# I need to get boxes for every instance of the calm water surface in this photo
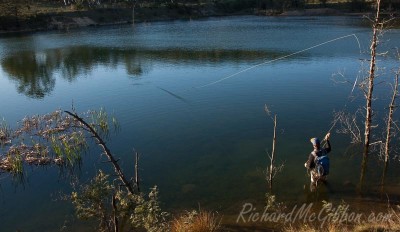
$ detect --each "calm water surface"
[0,16,399,231]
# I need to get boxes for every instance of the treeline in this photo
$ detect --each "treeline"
[2,0,398,18]
[7,0,398,12]
[1,0,398,33]
[212,0,398,13]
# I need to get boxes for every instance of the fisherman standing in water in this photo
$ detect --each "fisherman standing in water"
[304,133,331,185]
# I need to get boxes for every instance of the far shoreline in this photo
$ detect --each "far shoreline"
[0,6,388,37]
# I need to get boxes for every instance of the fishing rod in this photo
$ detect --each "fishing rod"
[306,78,361,180]
[321,71,361,147]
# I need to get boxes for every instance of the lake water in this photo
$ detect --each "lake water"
[0,16,400,231]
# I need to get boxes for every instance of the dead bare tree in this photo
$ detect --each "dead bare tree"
[264,105,283,192]
[381,67,400,188]
[330,0,388,190]
[359,0,382,188]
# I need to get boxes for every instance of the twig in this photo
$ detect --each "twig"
[134,150,140,192]
[112,194,119,232]
[268,114,277,191]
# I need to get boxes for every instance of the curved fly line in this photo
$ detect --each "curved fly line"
[195,33,361,89]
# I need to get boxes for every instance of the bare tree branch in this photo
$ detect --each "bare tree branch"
[65,111,134,195]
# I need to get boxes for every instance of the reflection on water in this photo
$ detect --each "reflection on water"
[2,51,56,98]
[1,46,284,98]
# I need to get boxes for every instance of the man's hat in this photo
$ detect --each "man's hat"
[310,138,320,146]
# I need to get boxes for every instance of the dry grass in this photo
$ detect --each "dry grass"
[284,210,400,232]
[171,210,221,232]
[353,223,400,232]
[285,223,400,232]
[282,198,400,232]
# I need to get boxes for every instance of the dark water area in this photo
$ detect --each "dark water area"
[0,16,400,231]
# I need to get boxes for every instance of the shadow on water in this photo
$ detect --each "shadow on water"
[1,46,288,98]
[157,86,190,104]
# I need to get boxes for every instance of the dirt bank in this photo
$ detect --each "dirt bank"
[0,2,253,35]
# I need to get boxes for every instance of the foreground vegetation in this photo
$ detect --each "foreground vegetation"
[1,108,400,231]
[0,108,223,231]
